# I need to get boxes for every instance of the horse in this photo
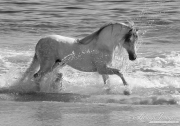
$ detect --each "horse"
[22,22,138,95]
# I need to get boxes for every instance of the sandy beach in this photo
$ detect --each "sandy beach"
[0,101,180,126]
[0,92,180,126]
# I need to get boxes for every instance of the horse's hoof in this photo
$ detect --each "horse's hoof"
[103,86,110,90]
[123,90,131,95]
[105,88,111,94]
[103,86,111,94]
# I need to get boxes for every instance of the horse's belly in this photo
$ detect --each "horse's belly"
[67,56,97,72]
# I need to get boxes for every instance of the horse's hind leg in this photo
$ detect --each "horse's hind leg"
[33,59,55,91]
[51,72,63,91]
[51,60,66,90]
[21,54,39,82]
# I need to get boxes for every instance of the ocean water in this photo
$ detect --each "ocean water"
[1,0,180,102]
[1,0,180,125]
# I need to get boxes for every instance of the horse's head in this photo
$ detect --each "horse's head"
[122,28,138,61]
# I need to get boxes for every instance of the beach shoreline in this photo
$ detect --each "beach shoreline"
[0,101,180,126]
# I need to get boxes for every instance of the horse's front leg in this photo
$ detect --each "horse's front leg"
[102,74,111,91]
[51,61,66,91]
[98,66,130,95]
[102,74,109,85]
[99,66,128,85]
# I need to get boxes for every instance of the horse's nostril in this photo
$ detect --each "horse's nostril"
[130,57,135,60]
[129,54,137,61]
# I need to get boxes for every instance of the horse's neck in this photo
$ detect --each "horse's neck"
[100,25,126,51]
[96,31,119,51]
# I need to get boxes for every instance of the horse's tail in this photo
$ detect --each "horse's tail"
[21,53,39,82]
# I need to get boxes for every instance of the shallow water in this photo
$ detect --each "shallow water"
[0,102,180,126]
[0,0,180,125]
[1,101,180,126]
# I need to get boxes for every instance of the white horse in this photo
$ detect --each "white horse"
[22,22,138,95]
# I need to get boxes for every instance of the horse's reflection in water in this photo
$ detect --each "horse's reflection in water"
[22,22,138,95]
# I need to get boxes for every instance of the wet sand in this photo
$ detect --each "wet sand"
[0,101,180,126]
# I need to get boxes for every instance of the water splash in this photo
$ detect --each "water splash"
[0,50,180,104]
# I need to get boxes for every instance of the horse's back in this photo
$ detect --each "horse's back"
[35,35,75,61]
[43,35,76,44]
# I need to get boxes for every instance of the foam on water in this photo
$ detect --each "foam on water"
[0,0,179,106]
[0,47,180,105]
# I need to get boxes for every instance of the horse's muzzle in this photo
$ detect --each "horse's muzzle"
[128,52,137,61]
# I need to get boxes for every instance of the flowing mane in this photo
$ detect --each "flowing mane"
[78,22,134,45]
[78,22,116,44]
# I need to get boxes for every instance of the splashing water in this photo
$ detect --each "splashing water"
[0,24,180,105]
[0,0,180,104]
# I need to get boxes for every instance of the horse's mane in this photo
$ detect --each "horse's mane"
[77,22,135,45]
[78,22,117,44]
